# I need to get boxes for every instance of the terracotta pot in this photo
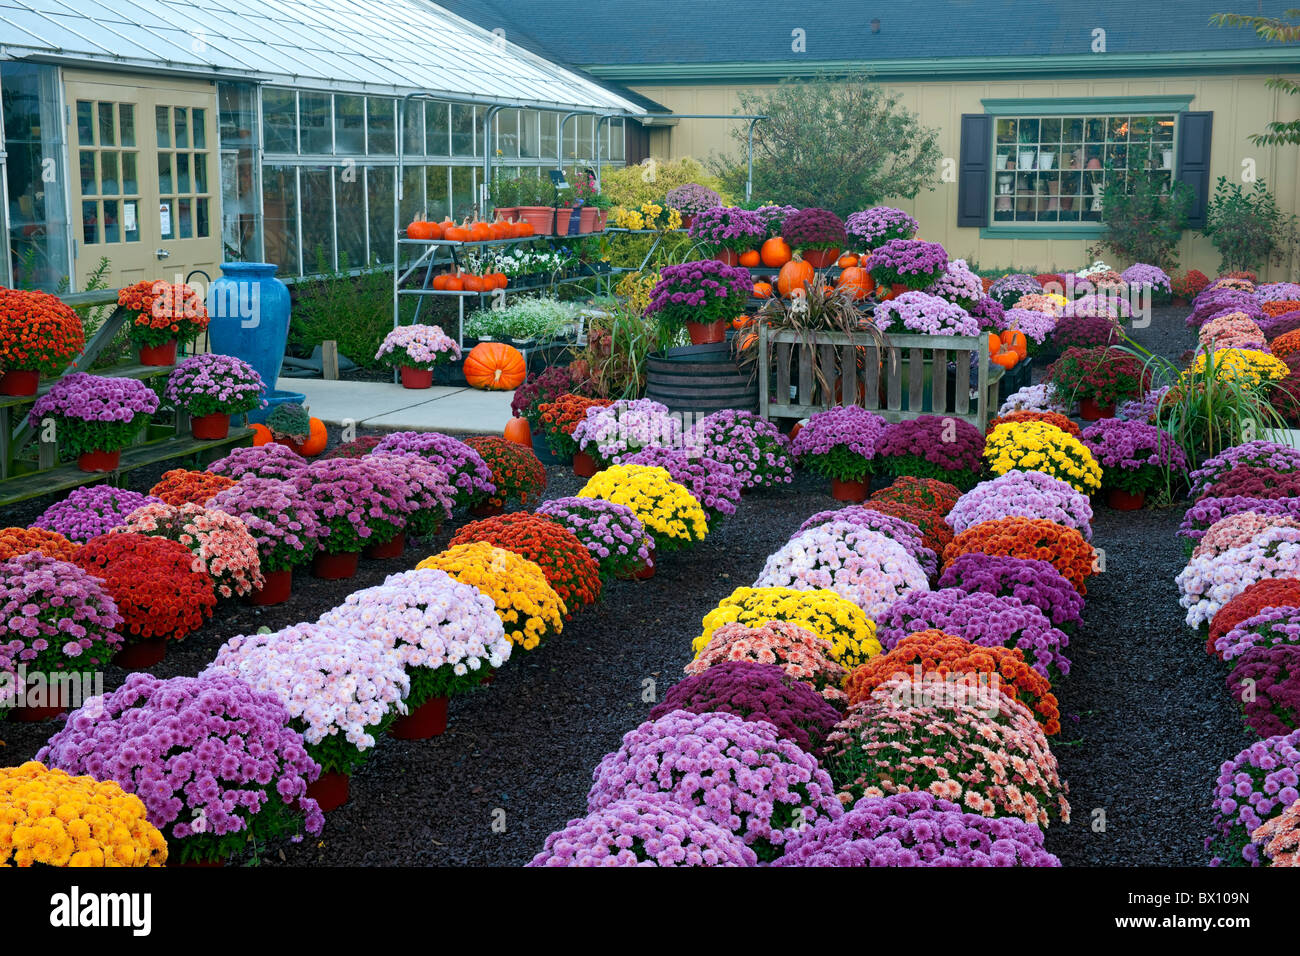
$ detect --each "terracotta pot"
[138,340,178,366]
[0,369,39,396]
[11,703,67,723]
[802,248,840,269]
[679,214,694,229]
[714,247,741,266]
[306,771,350,812]
[246,568,292,606]
[578,206,599,233]
[469,501,505,518]
[1107,487,1146,511]
[573,450,599,478]
[363,532,406,559]
[831,477,870,502]
[312,549,360,579]
[1079,398,1116,421]
[685,320,726,345]
[190,412,231,440]
[635,555,656,580]
[389,695,450,740]
[400,366,434,389]
[552,208,574,235]
[514,206,557,234]
[112,637,167,671]
[78,449,121,472]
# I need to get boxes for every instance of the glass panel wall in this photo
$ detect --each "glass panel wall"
[218,82,262,262]
[2,62,70,291]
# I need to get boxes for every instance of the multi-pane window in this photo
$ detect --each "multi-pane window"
[991,113,1177,224]
[255,87,626,275]
[155,105,212,240]
[78,99,141,244]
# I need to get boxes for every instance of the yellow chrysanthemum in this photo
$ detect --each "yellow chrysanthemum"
[578,464,709,552]
[0,762,166,867]
[693,586,881,668]
[1181,348,1289,388]
[417,542,564,651]
[984,420,1103,494]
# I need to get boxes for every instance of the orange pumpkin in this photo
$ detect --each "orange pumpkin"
[432,273,450,291]
[738,249,761,267]
[753,281,773,299]
[1000,329,1028,360]
[468,220,493,243]
[777,257,815,298]
[504,416,532,446]
[461,274,485,293]
[300,418,328,457]
[987,333,1002,357]
[490,219,512,240]
[835,266,875,300]
[837,254,859,269]
[444,274,464,292]
[732,314,753,330]
[991,350,1020,370]
[514,219,535,237]
[444,221,470,243]
[406,220,436,241]
[761,236,793,268]
[250,423,272,446]
[464,343,527,391]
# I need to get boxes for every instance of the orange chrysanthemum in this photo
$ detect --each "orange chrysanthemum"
[944,517,1097,594]
[986,410,1081,437]
[149,469,237,507]
[449,512,601,614]
[844,629,1061,734]
[861,499,953,555]
[0,527,82,563]
[868,477,962,517]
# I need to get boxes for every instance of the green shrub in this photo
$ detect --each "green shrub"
[288,249,394,367]
[1202,176,1300,274]
[1088,166,1192,272]
[600,157,733,209]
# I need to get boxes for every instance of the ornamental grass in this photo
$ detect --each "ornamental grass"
[0,761,167,867]
[417,542,564,651]
[844,629,1060,734]
[944,516,1097,594]
[450,513,601,614]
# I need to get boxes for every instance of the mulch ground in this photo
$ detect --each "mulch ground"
[0,303,1250,866]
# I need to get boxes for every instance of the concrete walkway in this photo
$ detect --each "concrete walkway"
[280,378,514,434]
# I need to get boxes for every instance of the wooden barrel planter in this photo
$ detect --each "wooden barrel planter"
[645,342,757,417]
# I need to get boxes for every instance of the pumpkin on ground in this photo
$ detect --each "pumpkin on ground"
[300,418,329,456]
[504,417,532,446]
[250,423,272,446]
[465,342,527,391]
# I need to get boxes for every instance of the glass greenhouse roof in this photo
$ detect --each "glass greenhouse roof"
[0,0,642,112]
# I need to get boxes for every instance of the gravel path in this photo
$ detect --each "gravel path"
[1,302,1253,866]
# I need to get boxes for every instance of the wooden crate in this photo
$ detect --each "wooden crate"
[758,326,1003,430]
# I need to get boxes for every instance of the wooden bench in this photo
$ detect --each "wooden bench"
[758,327,1003,430]
[1,289,254,508]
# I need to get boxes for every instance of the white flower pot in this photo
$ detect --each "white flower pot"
[1038,152,1056,171]
[995,154,1009,170]
[1162,149,1174,170]
[1018,150,1037,170]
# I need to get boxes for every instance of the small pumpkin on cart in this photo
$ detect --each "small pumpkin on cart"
[988,330,1028,370]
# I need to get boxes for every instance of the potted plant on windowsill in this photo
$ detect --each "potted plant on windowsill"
[374,323,461,389]
[0,288,85,396]
[117,280,209,366]
[645,259,752,347]
[28,373,159,471]
[164,353,266,439]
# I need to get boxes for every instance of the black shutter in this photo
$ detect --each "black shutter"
[957,114,992,228]
[1175,111,1213,229]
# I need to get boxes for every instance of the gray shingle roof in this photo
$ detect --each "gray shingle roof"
[434,0,1292,68]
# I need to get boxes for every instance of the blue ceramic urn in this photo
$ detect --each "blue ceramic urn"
[207,262,304,423]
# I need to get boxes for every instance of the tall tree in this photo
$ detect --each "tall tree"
[1212,9,1300,146]
[719,74,941,216]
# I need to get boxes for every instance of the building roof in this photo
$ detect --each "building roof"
[435,0,1298,80]
[0,0,644,112]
